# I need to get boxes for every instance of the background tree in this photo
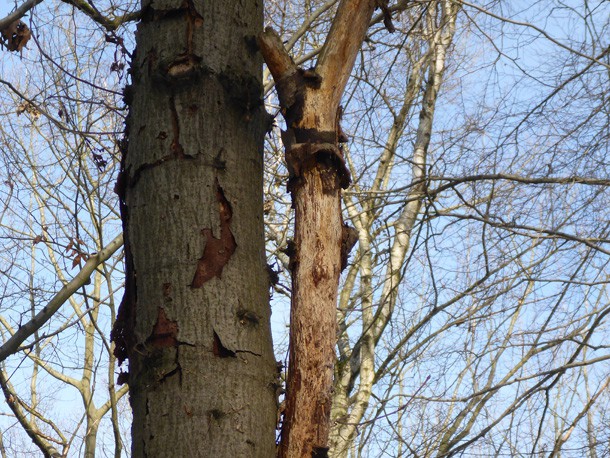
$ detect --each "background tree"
[0,2,130,455]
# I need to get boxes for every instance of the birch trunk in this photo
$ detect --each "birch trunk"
[329,2,460,455]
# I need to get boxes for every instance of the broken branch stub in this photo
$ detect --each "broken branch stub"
[285,142,351,193]
[259,28,351,194]
[257,27,296,83]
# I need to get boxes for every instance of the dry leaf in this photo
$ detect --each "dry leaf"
[1,20,32,53]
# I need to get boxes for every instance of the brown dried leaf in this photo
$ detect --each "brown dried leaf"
[1,20,32,53]
[72,254,83,268]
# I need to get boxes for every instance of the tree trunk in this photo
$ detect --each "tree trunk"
[258,1,378,455]
[111,1,277,456]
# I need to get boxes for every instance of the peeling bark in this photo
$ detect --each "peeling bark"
[147,307,178,348]
[112,1,277,456]
[259,1,376,455]
[111,135,137,369]
[191,179,236,288]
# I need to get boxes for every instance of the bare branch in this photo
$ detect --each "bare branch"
[460,0,610,70]
[258,27,298,83]
[0,0,43,30]
[315,0,377,110]
[60,0,140,30]
[0,234,123,362]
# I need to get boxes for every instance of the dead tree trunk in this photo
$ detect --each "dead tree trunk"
[258,1,380,455]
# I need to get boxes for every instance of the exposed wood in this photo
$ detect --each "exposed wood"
[279,167,343,457]
[313,0,377,127]
[260,1,377,455]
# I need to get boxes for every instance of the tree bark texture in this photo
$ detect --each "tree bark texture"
[259,1,377,455]
[111,1,277,457]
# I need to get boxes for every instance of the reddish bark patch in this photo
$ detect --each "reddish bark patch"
[191,180,236,287]
[147,307,178,348]
[162,282,172,300]
[212,331,236,358]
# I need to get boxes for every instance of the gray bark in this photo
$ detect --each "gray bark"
[112,1,277,456]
